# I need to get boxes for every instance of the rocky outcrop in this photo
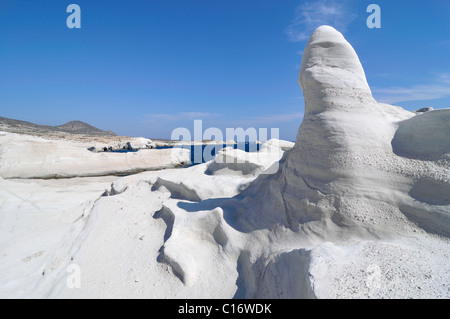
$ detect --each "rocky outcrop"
[88,137,156,153]
[0,132,189,179]
[205,139,292,176]
[234,26,449,238]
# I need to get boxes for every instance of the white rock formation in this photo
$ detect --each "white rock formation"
[0,132,189,179]
[261,139,295,151]
[148,25,448,298]
[233,25,446,234]
[0,176,117,298]
[206,139,291,177]
[129,137,156,150]
[392,109,450,160]
[88,137,156,152]
[0,26,448,299]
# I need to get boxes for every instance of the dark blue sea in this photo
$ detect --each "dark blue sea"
[157,142,261,165]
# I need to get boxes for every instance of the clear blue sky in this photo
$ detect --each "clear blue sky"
[1,0,449,140]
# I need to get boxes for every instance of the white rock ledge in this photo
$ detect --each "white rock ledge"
[0,132,190,179]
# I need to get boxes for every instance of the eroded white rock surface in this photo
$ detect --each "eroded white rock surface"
[0,132,189,179]
[0,26,448,299]
[206,139,291,177]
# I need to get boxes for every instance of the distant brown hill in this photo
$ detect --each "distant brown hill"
[56,120,116,135]
[0,116,116,136]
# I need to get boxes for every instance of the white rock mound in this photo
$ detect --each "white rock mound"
[392,109,450,160]
[206,139,292,177]
[0,132,189,179]
[88,137,156,152]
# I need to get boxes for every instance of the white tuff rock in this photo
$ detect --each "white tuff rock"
[1,26,448,299]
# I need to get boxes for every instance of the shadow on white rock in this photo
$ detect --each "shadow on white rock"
[392,109,450,161]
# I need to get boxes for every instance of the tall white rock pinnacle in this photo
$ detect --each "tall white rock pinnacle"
[299,25,374,116]
[235,26,438,239]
